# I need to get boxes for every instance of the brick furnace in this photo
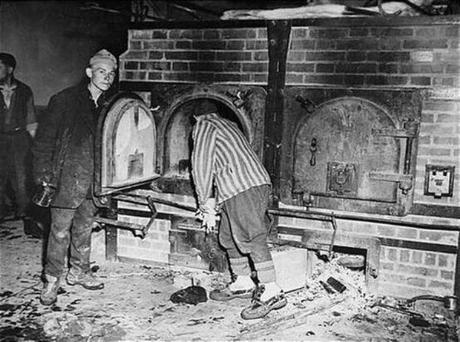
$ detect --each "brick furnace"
[92,16,460,299]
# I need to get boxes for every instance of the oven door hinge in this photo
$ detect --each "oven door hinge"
[372,120,419,138]
[371,128,417,138]
[369,172,414,194]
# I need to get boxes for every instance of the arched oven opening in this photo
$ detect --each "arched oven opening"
[152,96,251,196]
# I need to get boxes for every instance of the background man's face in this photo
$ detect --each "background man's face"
[88,63,116,92]
[0,62,13,81]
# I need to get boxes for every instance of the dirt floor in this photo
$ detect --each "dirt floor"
[1,220,459,342]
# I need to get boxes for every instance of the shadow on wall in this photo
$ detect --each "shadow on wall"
[0,0,129,106]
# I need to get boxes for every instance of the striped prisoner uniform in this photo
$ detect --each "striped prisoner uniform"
[191,113,271,206]
[191,112,276,284]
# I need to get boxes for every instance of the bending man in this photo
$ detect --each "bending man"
[191,100,286,320]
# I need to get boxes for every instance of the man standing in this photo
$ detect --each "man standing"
[33,49,117,305]
[0,53,36,223]
[191,100,287,320]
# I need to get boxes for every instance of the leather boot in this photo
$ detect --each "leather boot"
[40,274,59,306]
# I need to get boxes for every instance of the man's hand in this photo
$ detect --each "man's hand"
[34,170,54,187]
[196,198,218,233]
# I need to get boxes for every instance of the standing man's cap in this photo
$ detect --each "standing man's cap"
[89,49,117,69]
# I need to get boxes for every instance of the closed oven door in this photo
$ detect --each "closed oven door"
[95,92,159,197]
[281,87,421,216]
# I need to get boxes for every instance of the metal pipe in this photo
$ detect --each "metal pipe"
[269,207,460,231]
[308,191,395,204]
[114,193,197,212]
[95,217,144,231]
[114,193,458,231]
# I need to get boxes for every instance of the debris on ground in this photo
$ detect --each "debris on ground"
[239,253,458,341]
[0,221,458,341]
[170,285,208,305]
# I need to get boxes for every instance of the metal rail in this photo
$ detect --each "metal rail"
[269,208,460,231]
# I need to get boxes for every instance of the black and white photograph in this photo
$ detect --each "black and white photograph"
[0,0,459,340]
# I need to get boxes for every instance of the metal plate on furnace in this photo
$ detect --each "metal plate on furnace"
[327,162,358,196]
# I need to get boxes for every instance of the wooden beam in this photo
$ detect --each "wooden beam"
[127,16,460,30]
[264,20,291,198]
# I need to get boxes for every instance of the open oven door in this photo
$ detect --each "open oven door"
[94,92,159,199]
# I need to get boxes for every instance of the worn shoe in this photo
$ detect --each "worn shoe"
[240,285,287,320]
[66,269,104,290]
[209,276,255,301]
[210,286,254,301]
[40,274,59,306]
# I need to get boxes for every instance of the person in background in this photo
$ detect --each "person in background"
[0,53,37,229]
[32,49,117,306]
[190,100,287,320]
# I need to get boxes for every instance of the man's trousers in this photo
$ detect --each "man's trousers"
[218,184,275,283]
[45,199,95,277]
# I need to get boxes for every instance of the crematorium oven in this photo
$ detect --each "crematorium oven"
[92,18,460,299]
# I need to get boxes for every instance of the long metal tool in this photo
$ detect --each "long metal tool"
[95,192,197,238]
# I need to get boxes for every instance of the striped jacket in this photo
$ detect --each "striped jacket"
[191,113,271,206]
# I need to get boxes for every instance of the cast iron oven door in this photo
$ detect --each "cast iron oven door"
[94,92,159,197]
[281,88,421,216]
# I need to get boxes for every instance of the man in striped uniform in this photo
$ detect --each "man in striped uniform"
[191,100,287,320]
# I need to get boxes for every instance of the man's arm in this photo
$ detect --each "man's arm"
[32,94,64,185]
[25,88,37,137]
[191,119,217,207]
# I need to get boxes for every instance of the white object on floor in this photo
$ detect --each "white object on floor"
[271,247,309,293]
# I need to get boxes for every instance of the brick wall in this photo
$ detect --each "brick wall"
[120,20,460,208]
[277,212,458,297]
[115,191,195,265]
[120,24,459,89]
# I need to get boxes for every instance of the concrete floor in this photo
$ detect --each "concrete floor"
[0,220,458,341]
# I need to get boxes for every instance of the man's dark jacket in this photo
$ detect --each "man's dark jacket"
[0,80,35,215]
[0,80,34,133]
[32,82,101,209]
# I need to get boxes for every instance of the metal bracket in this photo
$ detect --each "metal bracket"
[371,128,417,138]
[369,172,414,194]
[369,172,413,183]
[372,120,419,138]
[142,196,158,238]
[94,195,159,239]
[295,95,316,114]
[225,89,251,108]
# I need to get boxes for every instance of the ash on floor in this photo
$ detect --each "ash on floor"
[0,221,458,341]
